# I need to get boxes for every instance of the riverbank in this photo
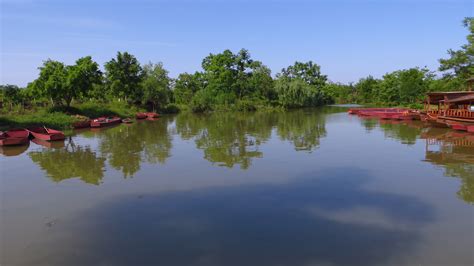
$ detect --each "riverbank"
[0,102,146,131]
[0,100,422,131]
[0,100,291,131]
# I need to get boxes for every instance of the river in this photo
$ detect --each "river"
[1,106,473,265]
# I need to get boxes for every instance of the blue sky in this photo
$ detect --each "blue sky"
[1,0,472,86]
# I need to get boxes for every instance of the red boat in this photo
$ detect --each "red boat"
[0,129,29,146]
[136,113,147,119]
[349,108,407,115]
[27,127,65,141]
[146,112,159,118]
[451,123,468,131]
[467,125,474,133]
[90,117,122,128]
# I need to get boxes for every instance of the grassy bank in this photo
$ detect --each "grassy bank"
[0,101,146,131]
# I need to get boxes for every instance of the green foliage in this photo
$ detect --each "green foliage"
[2,18,473,121]
[173,72,205,105]
[275,61,328,108]
[199,49,274,103]
[141,62,172,111]
[0,110,75,130]
[67,56,102,102]
[355,76,379,103]
[322,83,355,104]
[29,57,101,107]
[31,60,68,106]
[439,17,474,81]
[0,85,25,109]
[105,51,144,101]
[190,89,215,112]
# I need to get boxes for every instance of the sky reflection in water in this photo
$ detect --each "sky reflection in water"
[1,107,473,266]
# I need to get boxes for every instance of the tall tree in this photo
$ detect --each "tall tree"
[66,56,102,104]
[31,59,68,106]
[439,17,474,81]
[173,72,205,104]
[104,52,144,101]
[141,62,172,111]
[275,61,328,107]
[0,85,23,110]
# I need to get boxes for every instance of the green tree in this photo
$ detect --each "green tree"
[439,17,474,81]
[31,59,68,106]
[355,76,379,103]
[173,72,206,104]
[0,85,23,109]
[30,57,101,107]
[275,61,328,107]
[66,56,102,103]
[142,62,172,111]
[105,52,144,102]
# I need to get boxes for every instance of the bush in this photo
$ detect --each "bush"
[190,89,214,112]
[161,103,180,114]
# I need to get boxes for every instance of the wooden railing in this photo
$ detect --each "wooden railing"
[442,109,474,119]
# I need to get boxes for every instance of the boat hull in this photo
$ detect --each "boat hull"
[0,136,29,146]
[27,127,66,141]
[136,113,147,119]
[90,117,122,128]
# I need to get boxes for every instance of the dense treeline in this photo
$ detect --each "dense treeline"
[1,17,472,114]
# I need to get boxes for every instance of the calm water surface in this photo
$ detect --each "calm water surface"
[1,106,473,266]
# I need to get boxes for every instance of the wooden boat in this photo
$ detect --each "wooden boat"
[122,118,133,124]
[136,113,147,119]
[90,116,122,128]
[349,108,407,115]
[146,112,159,118]
[27,127,65,141]
[0,129,29,146]
[451,123,467,131]
[467,125,474,133]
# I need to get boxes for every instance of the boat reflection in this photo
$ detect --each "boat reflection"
[0,141,30,156]
[31,138,65,149]
[420,128,474,203]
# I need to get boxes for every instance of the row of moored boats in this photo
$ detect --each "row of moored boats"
[0,112,160,147]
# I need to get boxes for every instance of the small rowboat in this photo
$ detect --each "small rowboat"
[136,113,147,119]
[0,129,29,146]
[90,117,122,128]
[146,112,159,118]
[27,127,65,141]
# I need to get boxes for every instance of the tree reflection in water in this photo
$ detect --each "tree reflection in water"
[176,109,327,169]
[98,117,174,177]
[420,128,474,204]
[365,117,474,204]
[29,138,106,185]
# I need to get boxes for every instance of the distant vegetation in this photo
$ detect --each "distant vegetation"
[1,17,472,123]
